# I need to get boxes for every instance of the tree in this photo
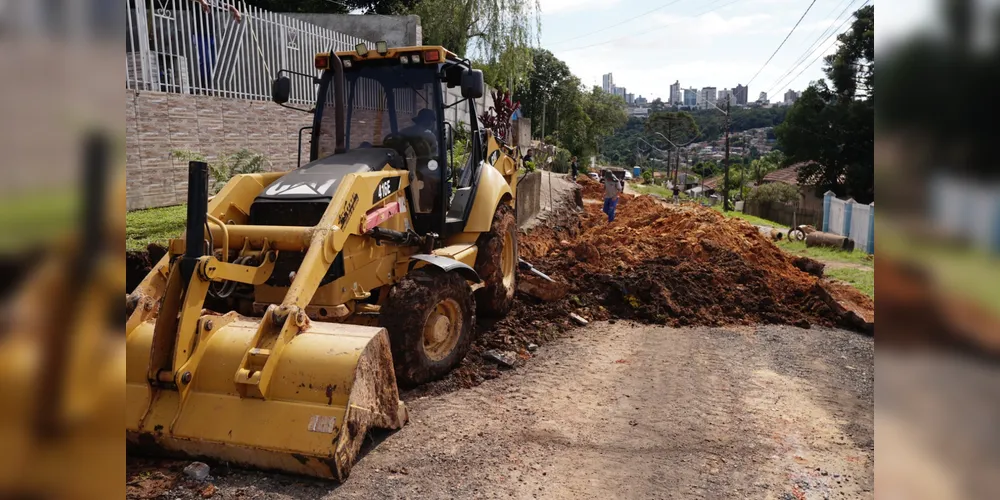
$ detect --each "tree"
[649,98,666,112]
[413,0,540,88]
[747,182,800,205]
[645,111,699,145]
[515,49,573,138]
[749,150,784,184]
[582,87,628,156]
[775,6,874,203]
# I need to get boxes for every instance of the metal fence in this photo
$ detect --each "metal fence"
[125,0,371,104]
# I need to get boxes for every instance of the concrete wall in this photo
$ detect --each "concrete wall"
[442,85,495,133]
[516,171,542,227]
[285,14,421,47]
[126,89,311,210]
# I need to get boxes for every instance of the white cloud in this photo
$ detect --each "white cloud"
[648,12,774,37]
[539,0,623,15]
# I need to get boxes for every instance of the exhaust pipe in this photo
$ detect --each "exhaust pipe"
[332,53,346,154]
[181,161,209,283]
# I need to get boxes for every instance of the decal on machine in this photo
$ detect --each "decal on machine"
[372,176,401,204]
[264,179,337,197]
[338,193,359,228]
[307,415,337,434]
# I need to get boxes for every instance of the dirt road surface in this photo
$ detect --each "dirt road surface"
[159,322,872,500]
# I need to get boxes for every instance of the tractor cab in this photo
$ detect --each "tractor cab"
[271,43,487,237]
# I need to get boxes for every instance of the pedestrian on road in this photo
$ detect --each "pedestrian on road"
[672,184,681,204]
[602,171,622,223]
[570,156,579,181]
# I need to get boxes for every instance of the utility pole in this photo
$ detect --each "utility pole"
[722,95,732,212]
[541,100,547,140]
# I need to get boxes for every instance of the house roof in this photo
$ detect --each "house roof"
[762,161,820,186]
[702,175,724,189]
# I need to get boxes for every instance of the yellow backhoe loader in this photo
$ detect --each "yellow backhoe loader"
[126,44,522,480]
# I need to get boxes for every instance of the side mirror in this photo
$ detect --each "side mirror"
[271,76,291,104]
[461,69,485,99]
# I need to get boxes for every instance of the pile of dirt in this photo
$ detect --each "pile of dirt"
[416,190,878,395]
[576,174,607,200]
[516,194,874,331]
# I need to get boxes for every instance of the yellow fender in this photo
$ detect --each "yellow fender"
[464,163,514,233]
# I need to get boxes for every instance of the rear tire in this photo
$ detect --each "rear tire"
[380,268,475,387]
[475,203,518,317]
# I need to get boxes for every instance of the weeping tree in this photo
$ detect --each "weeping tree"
[413,0,540,89]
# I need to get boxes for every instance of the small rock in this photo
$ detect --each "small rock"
[200,484,217,498]
[183,462,211,481]
[527,343,538,352]
[569,313,589,326]
[483,349,517,368]
[821,470,828,476]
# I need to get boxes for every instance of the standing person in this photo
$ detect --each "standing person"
[602,171,622,223]
[672,183,681,204]
[570,156,579,181]
[522,148,533,167]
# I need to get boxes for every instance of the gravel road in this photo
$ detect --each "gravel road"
[148,322,873,500]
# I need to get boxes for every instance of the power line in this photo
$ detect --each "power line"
[558,0,742,53]
[745,0,818,87]
[764,0,871,97]
[548,0,688,47]
[761,0,861,94]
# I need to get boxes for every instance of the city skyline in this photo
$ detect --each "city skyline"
[539,0,864,102]
[598,73,800,108]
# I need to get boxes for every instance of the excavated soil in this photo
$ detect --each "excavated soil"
[407,176,875,396]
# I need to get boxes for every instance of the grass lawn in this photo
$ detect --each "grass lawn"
[826,267,874,298]
[775,239,875,267]
[710,205,790,230]
[632,184,673,199]
[0,190,78,253]
[126,205,187,252]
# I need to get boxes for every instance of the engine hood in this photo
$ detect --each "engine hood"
[255,148,403,203]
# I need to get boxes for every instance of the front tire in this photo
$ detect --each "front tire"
[475,204,518,317]
[380,268,476,387]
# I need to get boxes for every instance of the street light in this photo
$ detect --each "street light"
[649,131,703,188]
[701,96,733,211]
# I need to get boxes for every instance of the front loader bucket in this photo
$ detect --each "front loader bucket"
[126,317,407,480]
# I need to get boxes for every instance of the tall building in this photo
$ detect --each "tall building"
[718,88,732,105]
[602,73,614,93]
[701,86,717,106]
[734,84,748,105]
[626,92,635,105]
[669,80,682,105]
[683,88,697,107]
[783,89,800,105]
[757,91,768,104]
[614,87,627,101]
[635,95,648,106]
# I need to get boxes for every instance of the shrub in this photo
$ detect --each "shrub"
[550,148,572,173]
[641,170,653,184]
[747,182,800,205]
[172,149,269,194]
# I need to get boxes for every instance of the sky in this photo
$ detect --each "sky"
[536,0,899,102]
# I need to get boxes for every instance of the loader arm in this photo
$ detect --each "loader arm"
[127,163,409,479]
